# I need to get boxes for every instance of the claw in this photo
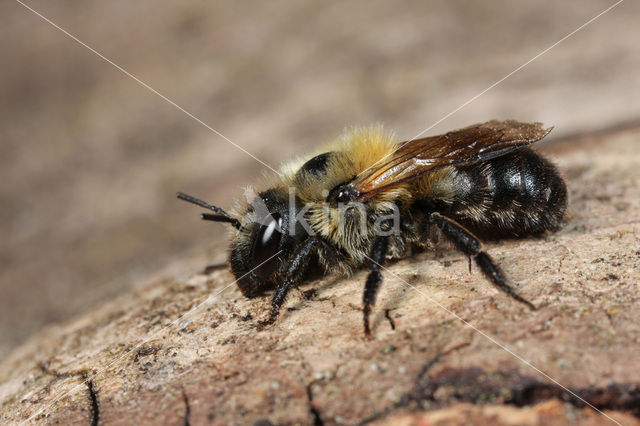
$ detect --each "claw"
[363,309,373,338]
[257,310,278,331]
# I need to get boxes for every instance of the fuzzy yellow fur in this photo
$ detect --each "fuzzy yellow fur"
[281,125,399,202]
[281,126,412,258]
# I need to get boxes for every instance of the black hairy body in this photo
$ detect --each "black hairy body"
[178,120,567,335]
[431,148,566,237]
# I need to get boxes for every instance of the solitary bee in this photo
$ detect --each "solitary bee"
[178,120,567,335]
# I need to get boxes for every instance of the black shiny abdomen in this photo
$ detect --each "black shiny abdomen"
[444,148,567,237]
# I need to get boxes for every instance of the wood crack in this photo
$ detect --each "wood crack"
[359,359,640,424]
[86,379,100,426]
[182,388,191,426]
[306,382,325,426]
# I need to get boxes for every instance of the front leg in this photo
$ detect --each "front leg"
[428,212,535,310]
[363,236,390,336]
[258,237,321,328]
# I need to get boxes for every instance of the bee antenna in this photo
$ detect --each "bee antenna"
[200,213,241,229]
[177,192,241,230]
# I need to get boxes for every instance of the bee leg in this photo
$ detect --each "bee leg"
[428,212,536,310]
[258,280,293,329]
[258,237,320,329]
[363,236,390,336]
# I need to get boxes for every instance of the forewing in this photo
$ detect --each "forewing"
[351,120,551,201]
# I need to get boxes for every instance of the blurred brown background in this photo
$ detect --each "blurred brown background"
[1,0,639,360]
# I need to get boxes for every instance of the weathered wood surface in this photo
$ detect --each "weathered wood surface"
[1,125,639,425]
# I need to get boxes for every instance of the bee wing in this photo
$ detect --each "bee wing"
[351,120,552,201]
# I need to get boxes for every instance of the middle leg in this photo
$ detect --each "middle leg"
[363,236,390,336]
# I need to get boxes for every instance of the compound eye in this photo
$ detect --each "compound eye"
[252,213,283,279]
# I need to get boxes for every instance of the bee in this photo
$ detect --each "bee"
[178,120,567,335]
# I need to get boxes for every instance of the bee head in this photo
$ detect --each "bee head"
[228,188,309,297]
[178,189,308,297]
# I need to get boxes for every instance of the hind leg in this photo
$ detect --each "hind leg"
[427,212,535,310]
